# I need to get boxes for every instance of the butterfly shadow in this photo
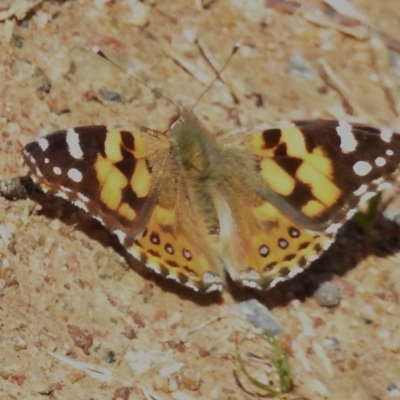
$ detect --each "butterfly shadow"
[22,177,222,306]
[21,176,400,309]
[229,216,400,310]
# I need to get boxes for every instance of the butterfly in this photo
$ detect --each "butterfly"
[22,106,400,292]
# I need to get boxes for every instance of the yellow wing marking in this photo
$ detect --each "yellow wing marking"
[95,154,127,213]
[296,162,341,207]
[131,159,151,197]
[129,205,219,290]
[251,124,341,218]
[259,158,295,196]
[94,130,153,221]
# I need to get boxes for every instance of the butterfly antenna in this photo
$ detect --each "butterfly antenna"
[92,46,179,113]
[191,42,241,110]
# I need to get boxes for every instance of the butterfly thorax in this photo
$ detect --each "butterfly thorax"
[170,109,216,179]
[169,108,220,236]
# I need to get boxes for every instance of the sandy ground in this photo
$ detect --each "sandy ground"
[1,0,400,399]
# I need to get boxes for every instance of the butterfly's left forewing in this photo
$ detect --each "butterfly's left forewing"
[22,126,170,235]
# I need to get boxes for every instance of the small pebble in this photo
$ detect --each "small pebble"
[121,326,137,340]
[322,337,341,351]
[126,1,150,27]
[13,336,27,351]
[314,282,341,307]
[359,304,377,324]
[99,87,122,103]
[288,54,317,81]
[94,346,116,363]
[181,369,202,391]
[310,379,329,397]
[67,324,93,355]
[387,383,400,397]
[235,299,283,335]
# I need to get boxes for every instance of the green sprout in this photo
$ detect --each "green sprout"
[354,192,382,231]
[236,330,293,396]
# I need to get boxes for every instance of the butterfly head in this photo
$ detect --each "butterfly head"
[169,106,216,177]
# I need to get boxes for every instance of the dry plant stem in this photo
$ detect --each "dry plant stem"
[369,37,400,118]
[318,58,373,121]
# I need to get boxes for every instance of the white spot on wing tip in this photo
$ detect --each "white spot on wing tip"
[66,128,84,159]
[53,166,62,175]
[37,137,49,151]
[375,156,386,167]
[67,168,83,182]
[336,120,357,152]
[353,161,372,176]
[380,127,393,143]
